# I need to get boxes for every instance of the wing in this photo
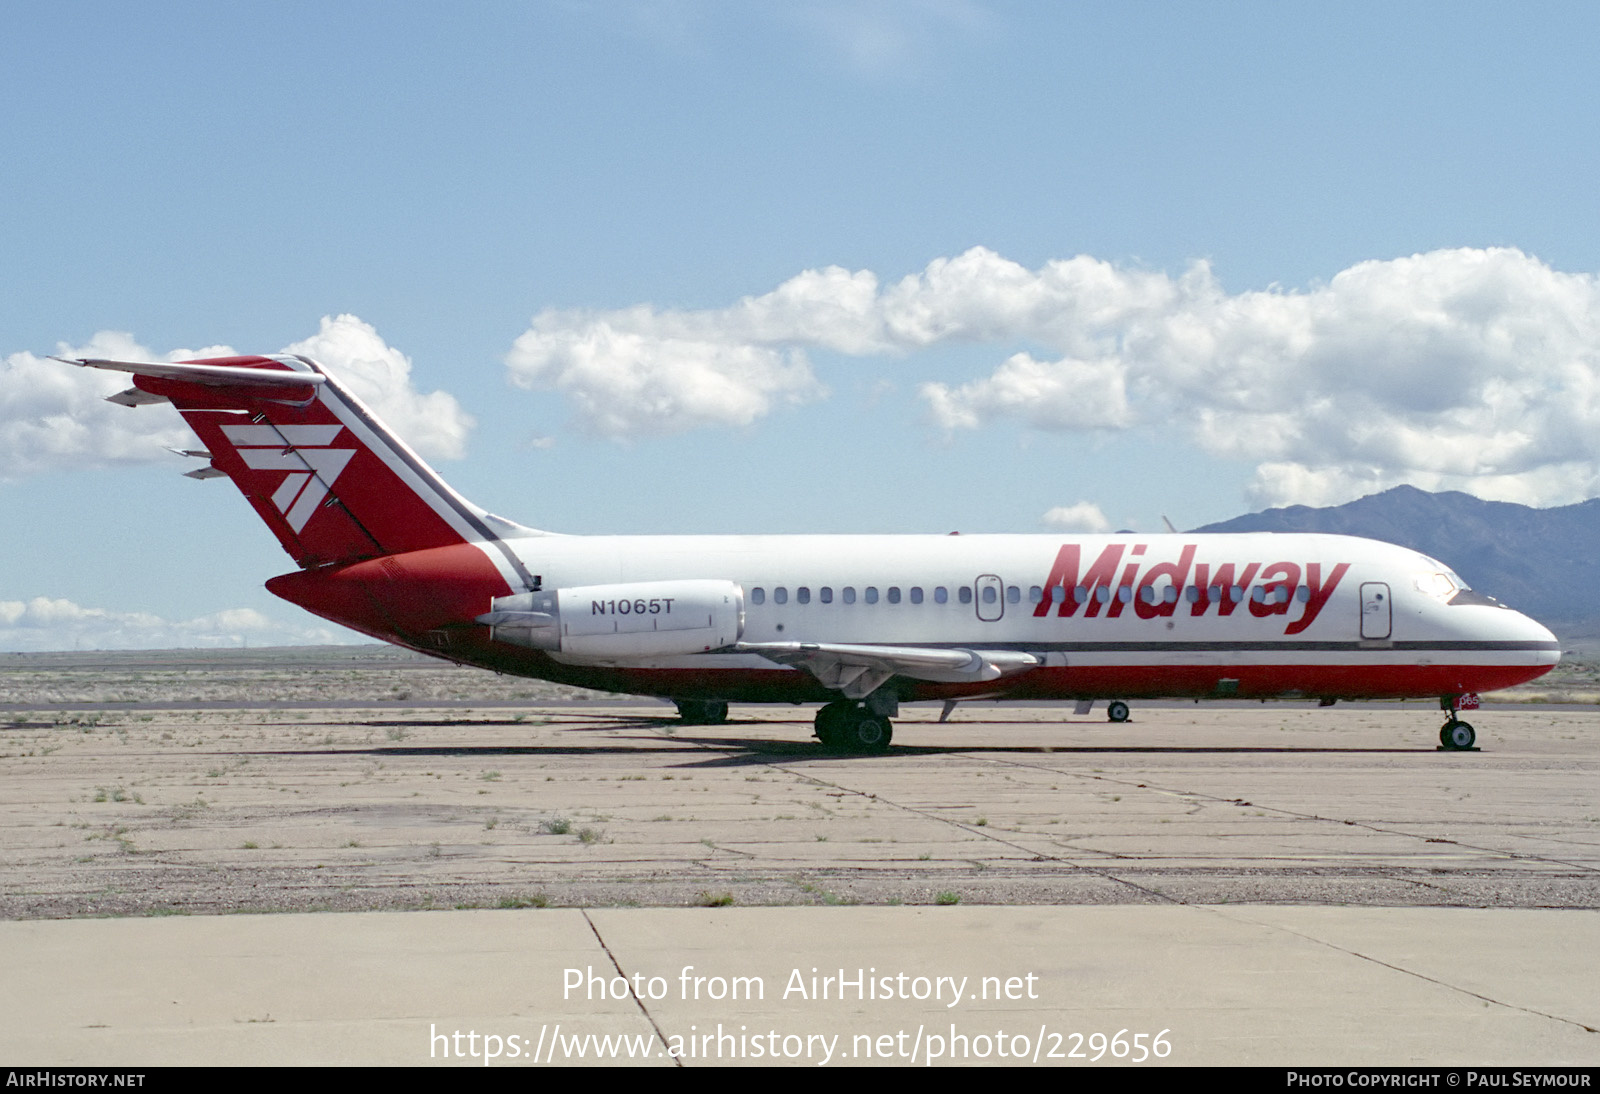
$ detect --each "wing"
[739,641,1038,699]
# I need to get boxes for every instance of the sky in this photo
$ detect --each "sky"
[4,1,1600,650]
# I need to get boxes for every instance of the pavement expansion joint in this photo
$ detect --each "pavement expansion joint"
[1209,906,1600,1036]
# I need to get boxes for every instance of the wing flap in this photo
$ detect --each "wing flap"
[740,641,1038,699]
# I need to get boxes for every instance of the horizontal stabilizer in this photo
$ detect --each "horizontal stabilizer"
[55,356,325,389]
[740,640,1038,698]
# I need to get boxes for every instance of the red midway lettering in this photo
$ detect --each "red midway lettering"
[1135,544,1195,619]
[1249,562,1301,618]
[1285,562,1349,635]
[1201,561,1260,617]
[1038,544,1351,635]
[1034,543,1125,618]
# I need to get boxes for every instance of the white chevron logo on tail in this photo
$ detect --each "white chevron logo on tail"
[221,424,356,533]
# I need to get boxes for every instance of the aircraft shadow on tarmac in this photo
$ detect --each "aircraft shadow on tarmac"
[246,713,1425,768]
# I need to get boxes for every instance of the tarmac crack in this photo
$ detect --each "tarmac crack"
[654,735,1186,906]
[971,753,1600,875]
[582,909,683,1066]
[1203,906,1600,1036]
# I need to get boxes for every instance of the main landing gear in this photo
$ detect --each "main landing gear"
[1438,696,1476,751]
[814,700,893,753]
[674,699,729,725]
[1106,700,1131,723]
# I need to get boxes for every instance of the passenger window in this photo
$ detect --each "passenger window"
[1295,586,1310,603]
[934,586,948,604]
[865,587,879,604]
[843,587,857,604]
[959,586,973,605]
[751,587,765,605]
[910,587,924,604]
[1185,586,1200,603]
[1029,586,1043,603]
[981,586,997,604]
[797,587,810,604]
[820,586,833,604]
[1006,585,1020,603]
[774,587,788,605]
[887,587,901,604]
[1139,586,1156,605]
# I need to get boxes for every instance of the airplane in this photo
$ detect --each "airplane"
[56,353,1560,753]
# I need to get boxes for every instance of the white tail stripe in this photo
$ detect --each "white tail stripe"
[222,424,343,447]
[237,445,357,534]
[271,472,311,515]
[309,381,539,592]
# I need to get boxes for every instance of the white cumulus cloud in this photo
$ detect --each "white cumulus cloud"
[0,316,470,479]
[0,332,195,480]
[507,314,824,437]
[921,247,1600,507]
[282,315,472,460]
[0,596,357,652]
[1041,502,1111,533]
[511,246,1600,507]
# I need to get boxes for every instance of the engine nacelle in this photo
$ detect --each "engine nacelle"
[477,579,744,657]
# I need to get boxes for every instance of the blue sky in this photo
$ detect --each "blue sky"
[5,1,1600,649]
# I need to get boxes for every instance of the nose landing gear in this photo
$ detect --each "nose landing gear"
[1438,695,1478,751]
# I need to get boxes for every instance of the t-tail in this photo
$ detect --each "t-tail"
[62,354,539,649]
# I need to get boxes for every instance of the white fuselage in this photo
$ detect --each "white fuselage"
[488,530,1557,701]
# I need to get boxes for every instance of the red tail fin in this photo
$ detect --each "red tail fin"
[65,354,536,588]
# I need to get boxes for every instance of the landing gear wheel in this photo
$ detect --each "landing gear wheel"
[1440,719,1476,750]
[843,711,892,753]
[1106,700,1131,723]
[814,702,892,752]
[675,699,729,725]
[814,703,847,749]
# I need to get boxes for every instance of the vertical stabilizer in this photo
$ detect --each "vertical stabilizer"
[63,354,536,590]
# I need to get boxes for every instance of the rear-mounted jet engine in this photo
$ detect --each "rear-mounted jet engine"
[478,579,744,658]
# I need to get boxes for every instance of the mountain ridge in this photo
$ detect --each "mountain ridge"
[1194,485,1600,641]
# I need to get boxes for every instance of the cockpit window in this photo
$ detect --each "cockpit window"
[1413,571,1459,601]
[1415,556,1471,591]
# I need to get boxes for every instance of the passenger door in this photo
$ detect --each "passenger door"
[1360,582,1391,639]
[975,574,1004,622]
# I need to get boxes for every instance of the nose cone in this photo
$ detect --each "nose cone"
[1494,600,1560,651]
[1485,603,1561,686]
[1520,610,1560,650]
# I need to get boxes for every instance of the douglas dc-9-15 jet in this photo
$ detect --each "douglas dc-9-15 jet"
[58,353,1559,752]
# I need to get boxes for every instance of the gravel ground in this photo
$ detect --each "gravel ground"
[3,683,1596,917]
